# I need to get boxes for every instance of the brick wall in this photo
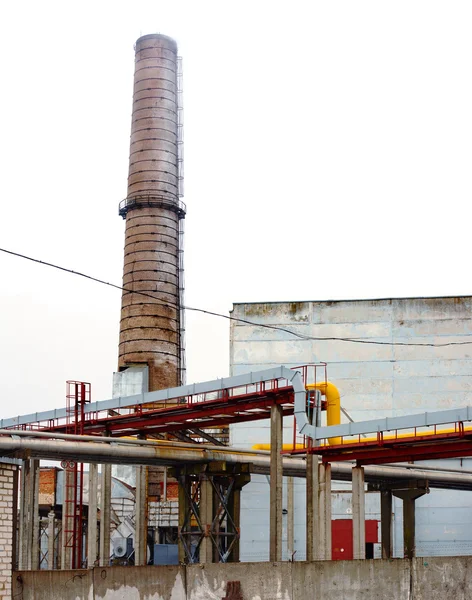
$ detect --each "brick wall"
[0,463,17,600]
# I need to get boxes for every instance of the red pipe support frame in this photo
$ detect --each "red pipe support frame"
[297,427,472,465]
[7,363,472,467]
[16,386,296,439]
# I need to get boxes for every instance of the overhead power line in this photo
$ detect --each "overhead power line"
[1,246,472,348]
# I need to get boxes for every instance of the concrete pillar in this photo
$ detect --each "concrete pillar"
[87,463,98,568]
[134,465,148,566]
[306,453,319,562]
[269,404,283,562]
[352,466,366,560]
[199,474,214,564]
[99,463,112,567]
[32,460,40,571]
[61,467,74,570]
[19,458,40,570]
[317,462,332,560]
[380,490,393,559]
[392,487,428,559]
[47,510,55,569]
[402,494,415,560]
[287,477,294,560]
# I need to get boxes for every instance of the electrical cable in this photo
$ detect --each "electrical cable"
[1,246,472,348]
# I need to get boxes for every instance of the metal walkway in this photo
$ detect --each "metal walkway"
[291,405,472,465]
[0,366,308,438]
[4,364,472,466]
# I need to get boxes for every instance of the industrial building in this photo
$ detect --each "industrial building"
[230,297,472,560]
[0,33,471,600]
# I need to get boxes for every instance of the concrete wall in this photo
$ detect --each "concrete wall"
[230,297,472,559]
[13,557,472,599]
[230,297,472,421]
[13,569,93,600]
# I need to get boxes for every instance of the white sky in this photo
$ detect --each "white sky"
[0,1,471,418]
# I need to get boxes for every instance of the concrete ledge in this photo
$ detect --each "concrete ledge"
[412,556,472,600]
[14,557,472,600]
[13,569,92,600]
[93,565,186,600]
[187,561,292,599]
[293,559,410,600]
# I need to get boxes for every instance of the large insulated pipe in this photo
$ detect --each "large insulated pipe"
[2,437,472,489]
[118,34,185,391]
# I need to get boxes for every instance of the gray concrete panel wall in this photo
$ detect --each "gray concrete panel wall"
[186,562,293,599]
[93,565,186,600]
[230,298,472,421]
[14,557,472,599]
[292,559,410,599]
[412,556,472,600]
[13,569,93,600]
[230,297,472,559]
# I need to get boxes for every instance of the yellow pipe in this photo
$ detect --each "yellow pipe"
[253,425,472,451]
[306,382,341,445]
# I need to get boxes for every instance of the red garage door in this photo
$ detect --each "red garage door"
[332,519,379,560]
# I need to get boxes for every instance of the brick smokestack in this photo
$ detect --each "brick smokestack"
[118,34,185,391]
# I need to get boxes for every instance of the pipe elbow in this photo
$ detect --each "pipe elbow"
[307,381,341,446]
